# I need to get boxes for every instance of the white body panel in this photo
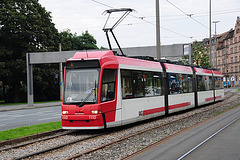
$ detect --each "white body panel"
[198,90,214,105]
[121,96,165,125]
[215,89,225,101]
[168,93,195,114]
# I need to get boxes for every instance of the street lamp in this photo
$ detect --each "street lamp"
[212,21,220,36]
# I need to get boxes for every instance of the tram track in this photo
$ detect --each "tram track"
[14,133,104,160]
[0,130,76,152]
[66,91,240,160]
[0,91,238,160]
[177,116,240,160]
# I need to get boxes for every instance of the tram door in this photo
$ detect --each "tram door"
[100,69,120,126]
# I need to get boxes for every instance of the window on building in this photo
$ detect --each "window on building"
[235,56,238,62]
[235,37,237,43]
[218,60,220,65]
[231,47,233,54]
[231,57,233,63]
[231,67,233,72]
[235,66,238,73]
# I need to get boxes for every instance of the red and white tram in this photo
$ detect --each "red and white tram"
[61,50,224,129]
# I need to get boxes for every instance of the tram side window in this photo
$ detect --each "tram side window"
[182,74,193,93]
[153,73,163,96]
[209,76,213,90]
[215,77,224,89]
[144,72,154,97]
[197,76,204,91]
[132,71,144,97]
[121,70,133,99]
[121,70,163,99]
[197,75,212,91]
[169,73,183,94]
[101,69,117,102]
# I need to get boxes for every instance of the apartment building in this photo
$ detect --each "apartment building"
[216,16,240,87]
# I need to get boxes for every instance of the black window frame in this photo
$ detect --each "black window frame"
[101,69,117,102]
[121,69,164,99]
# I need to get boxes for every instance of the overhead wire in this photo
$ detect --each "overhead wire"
[166,0,215,33]
[91,0,193,39]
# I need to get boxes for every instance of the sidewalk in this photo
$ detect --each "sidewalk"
[0,102,62,112]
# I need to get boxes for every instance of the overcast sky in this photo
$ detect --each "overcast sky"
[38,0,240,49]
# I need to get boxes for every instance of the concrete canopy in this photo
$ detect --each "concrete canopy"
[26,44,186,106]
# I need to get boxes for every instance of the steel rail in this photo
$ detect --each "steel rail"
[0,130,76,152]
[177,116,240,160]
[123,104,240,160]
[14,133,104,160]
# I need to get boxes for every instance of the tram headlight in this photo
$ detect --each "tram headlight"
[62,111,68,115]
[91,110,101,114]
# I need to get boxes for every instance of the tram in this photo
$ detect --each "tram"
[61,50,224,129]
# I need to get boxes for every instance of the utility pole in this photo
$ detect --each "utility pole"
[59,43,63,100]
[212,21,220,36]
[188,43,193,65]
[212,21,220,67]
[156,0,161,59]
[209,0,212,66]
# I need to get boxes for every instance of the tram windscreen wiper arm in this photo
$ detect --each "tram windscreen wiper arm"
[77,80,97,107]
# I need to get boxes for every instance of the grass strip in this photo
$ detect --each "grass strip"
[0,100,61,106]
[0,121,62,141]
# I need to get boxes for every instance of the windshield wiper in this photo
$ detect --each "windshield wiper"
[77,88,96,107]
[77,80,97,107]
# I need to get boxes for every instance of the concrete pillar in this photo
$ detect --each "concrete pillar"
[26,53,34,106]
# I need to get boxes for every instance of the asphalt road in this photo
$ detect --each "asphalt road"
[0,106,61,131]
[129,105,240,160]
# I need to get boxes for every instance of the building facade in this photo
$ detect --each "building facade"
[216,17,240,87]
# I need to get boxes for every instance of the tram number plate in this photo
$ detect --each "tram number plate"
[62,116,68,120]
[89,115,97,119]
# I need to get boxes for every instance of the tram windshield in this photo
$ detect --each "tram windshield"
[64,68,100,105]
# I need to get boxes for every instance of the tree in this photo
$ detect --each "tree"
[178,41,211,68]
[0,0,59,102]
[59,30,98,51]
[192,41,211,68]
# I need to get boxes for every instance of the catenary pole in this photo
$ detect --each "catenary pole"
[209,0,212,66]
[59,43,63,100]
[156,0,161,59]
